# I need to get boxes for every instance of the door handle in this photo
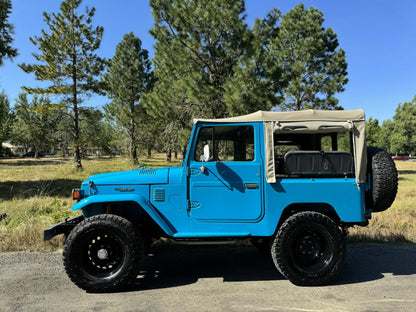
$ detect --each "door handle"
[244,183,258,189]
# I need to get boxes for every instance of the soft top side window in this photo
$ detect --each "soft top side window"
[274,132,354,177]
[194,125,254,162]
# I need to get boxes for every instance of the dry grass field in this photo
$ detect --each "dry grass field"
[0,154,180,251]
[348,160,416,243]
[0,156,414,252]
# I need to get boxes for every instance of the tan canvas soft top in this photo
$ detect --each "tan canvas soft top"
[194,109,367,184]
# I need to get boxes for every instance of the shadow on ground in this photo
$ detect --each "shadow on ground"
[129,243,416,291]
[0,159,69,167]
[337,243,416,285]
[0,179,82,200]
[397,170,416,175]
[132,244,282,291]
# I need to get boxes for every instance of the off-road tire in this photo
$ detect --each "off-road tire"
[366,147,398,212]
[63,214,144,293]
[271,211,346,286]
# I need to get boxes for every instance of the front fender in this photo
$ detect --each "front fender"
[71,194,176,237]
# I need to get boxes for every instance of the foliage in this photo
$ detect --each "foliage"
[11,93,62,156]
[144,1,349,154]
[373,95,416,156]
[102,32,153,164]
[145,0,253,156]
[78,107,116,156]
[224,8,284,115]
[148,0,249,119]
[271,4,348,111]
[19,0,105,169]
[0,91,12,155]
[378,119,394,154]
[389,96,416,155]
[0,0,17,66]
[366,117,381,147]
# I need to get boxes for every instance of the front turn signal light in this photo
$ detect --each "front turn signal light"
[72,189,84,201]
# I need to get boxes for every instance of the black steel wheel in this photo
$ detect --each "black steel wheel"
[271,211,346,286]
[63,214,144,292]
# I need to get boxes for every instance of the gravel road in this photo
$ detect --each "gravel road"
[1,243,415,312]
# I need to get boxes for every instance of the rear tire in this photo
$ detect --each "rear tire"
[271,211,346,286]
[63,214,144,292]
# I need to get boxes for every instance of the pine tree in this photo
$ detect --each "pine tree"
[0,91,12,155]
[270,4,348,110]
[149,0,250,118]
[224,8,283,115]
[11,93,59,157]
[145,0,250,155]
[0,0,17,66]
[102,32,153,164]
[78,107,113,156]
[19,0,105,169]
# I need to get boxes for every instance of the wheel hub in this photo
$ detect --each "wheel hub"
[299,235,319,256]
[85,234,122,273]
[97,248,109,260]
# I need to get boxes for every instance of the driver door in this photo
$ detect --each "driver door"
[189,124,263,223]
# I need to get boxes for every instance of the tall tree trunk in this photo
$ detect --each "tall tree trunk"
[130,109,138,165]
[131,141,138,164]
[166,148,172,162]
[181,145,187,160]
[73,105,82,169]
[72,55,82,170]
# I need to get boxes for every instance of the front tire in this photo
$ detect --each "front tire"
[271,211,346,286]
[63,214,144,292]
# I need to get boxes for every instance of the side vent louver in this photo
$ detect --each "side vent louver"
[153,188,165,202]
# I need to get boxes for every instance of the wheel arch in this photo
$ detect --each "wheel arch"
[275,202,341,234]
[71,194,176,237]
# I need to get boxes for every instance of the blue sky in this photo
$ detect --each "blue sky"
[1,0,416,122]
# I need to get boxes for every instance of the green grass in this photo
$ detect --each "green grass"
[0,154,180,251]
[0,156,415,252]
[348,161,416,243]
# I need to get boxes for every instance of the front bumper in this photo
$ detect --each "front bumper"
[44,215,84,241]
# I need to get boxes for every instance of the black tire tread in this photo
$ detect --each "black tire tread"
[271,211,346,286]
[63,214,144,292]
[366,147,398,212]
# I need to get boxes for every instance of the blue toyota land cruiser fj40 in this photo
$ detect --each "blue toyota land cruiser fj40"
[45,109,398,292]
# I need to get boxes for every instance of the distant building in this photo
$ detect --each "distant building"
[1,142,26,155]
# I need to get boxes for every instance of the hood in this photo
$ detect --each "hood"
[82,167,169,186]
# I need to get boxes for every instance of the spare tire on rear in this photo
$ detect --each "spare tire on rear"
[366,147,398,212]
